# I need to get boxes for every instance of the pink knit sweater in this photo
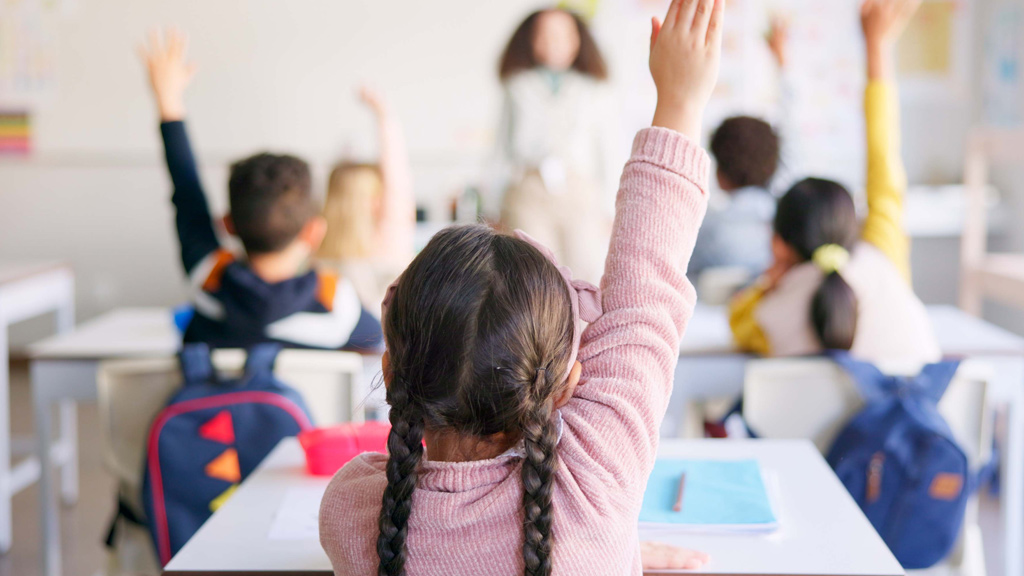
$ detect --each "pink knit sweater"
[319,127,709,576]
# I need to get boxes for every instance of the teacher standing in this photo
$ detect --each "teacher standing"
[490,8,619,283]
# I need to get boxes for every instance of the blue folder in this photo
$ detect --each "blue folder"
[640,459,777,529]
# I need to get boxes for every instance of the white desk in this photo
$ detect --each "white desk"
[29,307,178,576]
[165,438,903,576]
[0,261,74,554]
[669,304,1024,576]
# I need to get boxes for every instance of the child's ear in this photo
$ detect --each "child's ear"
[553,361,583,409]
[716,169,734,192]
[222,214,236,235]
[771,233,797,266]
[300,215,327,251]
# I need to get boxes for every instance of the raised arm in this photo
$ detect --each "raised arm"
[139,29,220,274]
[359,87,415,266]
[561,0,721,491]
[766,15,805,191]
[858,0,920,283]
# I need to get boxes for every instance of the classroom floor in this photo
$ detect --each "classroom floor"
[0,359,1012,576]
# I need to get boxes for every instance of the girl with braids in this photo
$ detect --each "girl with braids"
[319,0,722,574]
[729,0,939,365]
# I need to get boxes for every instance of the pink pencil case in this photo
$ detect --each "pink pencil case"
[298,421,391,476]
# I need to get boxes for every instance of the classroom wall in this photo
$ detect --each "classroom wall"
[0,0,1019,340]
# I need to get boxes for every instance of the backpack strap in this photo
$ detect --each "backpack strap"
[179,343,215,386]
[244,343,283,379]
[913,360,962,404]
[826,350,891,404]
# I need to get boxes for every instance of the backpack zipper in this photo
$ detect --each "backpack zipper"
[867,452,885,504]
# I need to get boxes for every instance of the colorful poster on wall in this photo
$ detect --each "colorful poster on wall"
[0,0,64,108]
[899,1,956,76]
[983,1,1022,127]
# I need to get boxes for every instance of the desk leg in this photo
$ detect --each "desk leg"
[0,315,11,554]
[54,294,77,506]
[32,359,98,576]
[58,402,77,505]
[32,361,60,576]
[1004,358,1024,576]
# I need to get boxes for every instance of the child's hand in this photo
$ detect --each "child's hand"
[649,0,724,140]
[861,0,920,50]
[640,541,710,571]
[358,85,389,117]
[766,15,790,69]
[138,28,197,122]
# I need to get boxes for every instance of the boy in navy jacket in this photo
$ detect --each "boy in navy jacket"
[140,29,382,351]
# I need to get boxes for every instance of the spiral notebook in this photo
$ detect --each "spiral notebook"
[639,459,779,534]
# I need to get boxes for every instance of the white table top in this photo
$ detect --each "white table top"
[28,307,179,360]
[165,438,903,576]
[681,304,1024,358]
[0,260,70,286]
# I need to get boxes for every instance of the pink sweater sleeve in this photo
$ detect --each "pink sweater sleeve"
[560,127,709,494]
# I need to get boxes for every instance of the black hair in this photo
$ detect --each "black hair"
[774,178,859,350]
[377,225,574,576]
[710,116,780,190]
[228,153,315,254]
[499,8,608,81]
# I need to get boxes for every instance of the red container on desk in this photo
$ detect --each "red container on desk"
[298,421,391,476]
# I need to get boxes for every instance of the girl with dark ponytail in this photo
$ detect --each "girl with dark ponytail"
[319,1,723,574]
[729,0,938,364]
[773,179,860,351]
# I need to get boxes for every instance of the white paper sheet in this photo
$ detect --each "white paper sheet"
[267,485,327,541]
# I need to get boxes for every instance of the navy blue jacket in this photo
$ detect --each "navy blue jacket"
[161,121,383,352]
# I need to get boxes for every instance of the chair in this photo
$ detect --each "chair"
[743,358,993,576]
[96,349,366,576]
[959,127,1024,315]
[696,266,753,306]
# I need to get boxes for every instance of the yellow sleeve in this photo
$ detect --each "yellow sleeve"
[729,284,772,356]
[860,81,911,283]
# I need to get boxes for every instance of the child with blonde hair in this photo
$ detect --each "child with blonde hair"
[319,87,416,312]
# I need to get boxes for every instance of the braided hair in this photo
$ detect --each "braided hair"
[377,225,574,576]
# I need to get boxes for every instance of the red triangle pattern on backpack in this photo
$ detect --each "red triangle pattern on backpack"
[198,410,236,444]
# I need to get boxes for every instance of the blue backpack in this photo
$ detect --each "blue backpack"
[826,352,970,569]
[142,343,313,565]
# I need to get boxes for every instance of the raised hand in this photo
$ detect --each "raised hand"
[640,541,711,571]
[138,28,197,122]
[861,0,921,48]
[358,85,389,118]
[766,15,790,69]
[649,0,725,140]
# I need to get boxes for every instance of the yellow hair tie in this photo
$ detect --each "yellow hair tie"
[812,244,850,274]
